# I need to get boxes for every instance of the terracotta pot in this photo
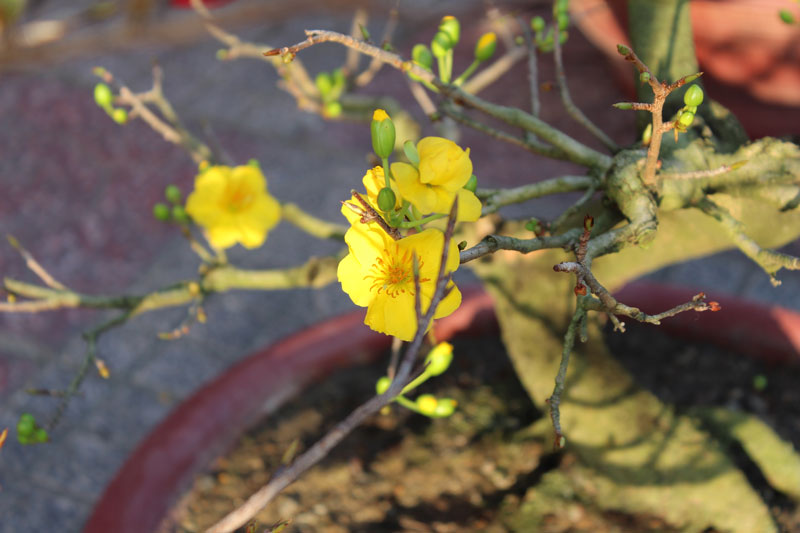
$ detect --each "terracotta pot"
[84,283,800,532]
[570,0,800,138]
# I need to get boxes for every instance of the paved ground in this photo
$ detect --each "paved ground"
[0,2,798,532]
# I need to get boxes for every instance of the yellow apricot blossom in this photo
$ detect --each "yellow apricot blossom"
[391,137,482,221]
[185,164,281,249]
[338,197,461,341]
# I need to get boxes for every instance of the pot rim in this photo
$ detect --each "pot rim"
[84,282,800,533]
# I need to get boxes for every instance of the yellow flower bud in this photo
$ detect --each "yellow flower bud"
[370,108,396,158]
[474,32,497,62]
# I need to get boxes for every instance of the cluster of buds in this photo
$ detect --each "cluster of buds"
[375,342,458,418]
[530,0,570,53]
[314,68,346,118]
[409,15,497,86]
[92,80,128,125]
[674,84,704,133]
[16,413,48,445]
[153,184,190,224]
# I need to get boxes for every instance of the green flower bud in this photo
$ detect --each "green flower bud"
[559,30,569,45]
[93,83,113,109]
[639,71,650,84]
[438,16,460,46]
[33,428,48,443]
[403,139,420,166]
[474,32,497,62]
[248,159,261,168]
[332,68,345,89]
[616,44,631,56]
[554,0,569,15]
[464,174,477,193]
[678,110,695,128]
[779,9,795,24]
[324,101,342,118]
[377,187,396,212]
[359,23,371,41]
[153,203,171,221]
[683,84,704,107]
[431,31,453,59]
[412,44,433,70]
[557,12,569,31]
[531,15,545,33]
[172,205,190,223]
[17,434,31,445]
[315,71,333,96]
[215,49,228,61]
[433,398,457,417]
[416,394,438,416]
[613,102,634,110]
[683,72,703,84]
[370,109,396,158]
[642,123,653,146]
[424,342,453,376]
[17,413,35,436]
[753,373,768,391]
[376,376,391,395]
[112,108,128,125]
[457,240,467,250]
[165,185,182,205]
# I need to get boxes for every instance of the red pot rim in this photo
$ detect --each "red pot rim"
[84,282,800,532]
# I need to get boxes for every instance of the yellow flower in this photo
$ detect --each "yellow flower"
[391,137,482,221]
[337,198,462,341]
[362,166,402,210]
[185,164,281,249]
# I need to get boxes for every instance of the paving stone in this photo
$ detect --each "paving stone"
[0,482,89,533]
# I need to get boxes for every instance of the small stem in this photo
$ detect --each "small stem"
[398,213,446,229]
[453,59,480,86]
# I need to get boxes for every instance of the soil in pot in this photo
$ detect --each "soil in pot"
[160,327,800,533]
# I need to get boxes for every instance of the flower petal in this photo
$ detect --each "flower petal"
[337,252,373,306]
[455,189,482,222]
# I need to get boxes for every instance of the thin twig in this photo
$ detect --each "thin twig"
[6,235,66,290]
[205,199,461,533]
[548,301,585,449]
[354,4,399,87]
[479,175,593,215]
[661,161,747,181]
[459,229,581,264]
[552,23,618,152]
[268,30,612,170]
[440,102,568,160]
[344,9,368,76]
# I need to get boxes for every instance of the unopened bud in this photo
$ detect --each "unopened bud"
[779,9,796,24]
[315,71,333,95]
[412,44,433,70]
[639,71,650,84]
[438,16,460,46]
[376,376,391,395]
[474,32,496,62]
[112,108,128,125]
[172,205,190,223]
[531,15,545,33]
[153,203,170,221]
[431,31,453,58]
[678,111,695,128]
[324,101,342,118]
[424,342,453,376]
[613,102,634,110]
[433,398,457,417]
[683,84,704,107]
[616,44,631,56]
[557,12,569,31]
[416,394,438,416]
[165,185,182,205]
[377,187,396,212]
[370,109,396,158]
[93,83,113,109]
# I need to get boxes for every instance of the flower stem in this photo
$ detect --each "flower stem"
[454,59,480,86]
[398,213,447,228]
